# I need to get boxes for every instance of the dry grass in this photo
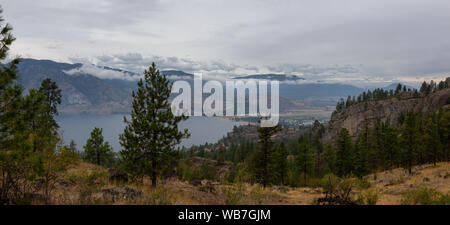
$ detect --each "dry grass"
[365,162,450,204]
[34,162,449,205]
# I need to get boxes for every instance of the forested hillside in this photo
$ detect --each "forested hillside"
[185,79,450,194]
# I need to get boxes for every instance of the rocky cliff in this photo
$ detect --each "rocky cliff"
[322,88,450,143]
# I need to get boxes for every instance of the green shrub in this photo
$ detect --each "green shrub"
[401,187,450,205]
[249,185,265,204]
[144,188,171,205]
[355,178,372,190]
[223,183,246,205]
[357,189,379,205]
[317,174,358,205]
[65,171,78,184]
[178,160,217,182]
[75,169,108,204]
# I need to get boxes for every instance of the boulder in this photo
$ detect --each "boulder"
[21,193,46,204]
[190,179,202,187]
[56,179,70,187]
[199,181,215,193]
[101,186,142,202]
[411,171,421,176]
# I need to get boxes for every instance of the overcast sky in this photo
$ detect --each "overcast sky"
[2,0,450,86]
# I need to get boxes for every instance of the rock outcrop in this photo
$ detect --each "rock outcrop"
[322,88,450,143]
[101,186,142,202]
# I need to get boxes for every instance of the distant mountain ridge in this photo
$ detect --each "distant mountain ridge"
[16,58,136,114]
[15,58,382,115]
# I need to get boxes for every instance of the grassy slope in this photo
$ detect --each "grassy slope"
[41,161,449,205]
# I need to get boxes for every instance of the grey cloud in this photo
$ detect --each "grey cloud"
[68,52,449,88]
[3,0,450,87]
[87,53,246,75]
[267,64,360,75]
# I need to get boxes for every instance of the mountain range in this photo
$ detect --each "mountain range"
[15,58,400,115]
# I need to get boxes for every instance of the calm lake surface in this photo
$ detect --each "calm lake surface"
[56,114,242,152]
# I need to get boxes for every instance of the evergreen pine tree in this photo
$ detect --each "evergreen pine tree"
[22,89,48,152]
[438,109,450,162]
[39,78,62,117]
[420,81,427,94]
[322,143,336,175]
[217,146,225,165]
[0,8,21,151]
[83,127,114,166]
[381,123,399,169]
[400,113,419,174]
[423,116,442,166]
[273,142,288,185]
[395,83,402,94]
[354,133,369,177]
[295,136,314,185]
[311,120,325,176]
[367,119,382,172]
[119,63,189,186]
[254,123,281,188]
[336,128,354,176]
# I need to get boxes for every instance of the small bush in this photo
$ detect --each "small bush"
[65,171,78,185]
[357,189,380,205]
[387,175,405,186]
[249,185,265,205]
[401,187,450,205]
[143,188,171,205]
[277,186,289,193]
[355,178,372,190]
[222,183,246,205]
[233,165,251,184]
[317,174,358,205]
[75,169,108,204]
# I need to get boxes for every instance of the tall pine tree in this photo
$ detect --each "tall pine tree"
[354,132,369,177]
[322,143,336,175]
[273,142,288,185]
[0,7,21,151]
[400,112,419,174]
[83,127,114,166]
[295,136,314,185]
[119,63,189,186]
[423,116,442,166]
[254,123,281,188]
[336,128,354,176]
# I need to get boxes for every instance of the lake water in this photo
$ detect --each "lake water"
[56,114,242,152]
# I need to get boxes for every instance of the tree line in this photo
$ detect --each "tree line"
[0,9,76,204]
[188,106,450,188]
[0,7,189,204]
[1,4,449,205]
[336,79,450,112]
